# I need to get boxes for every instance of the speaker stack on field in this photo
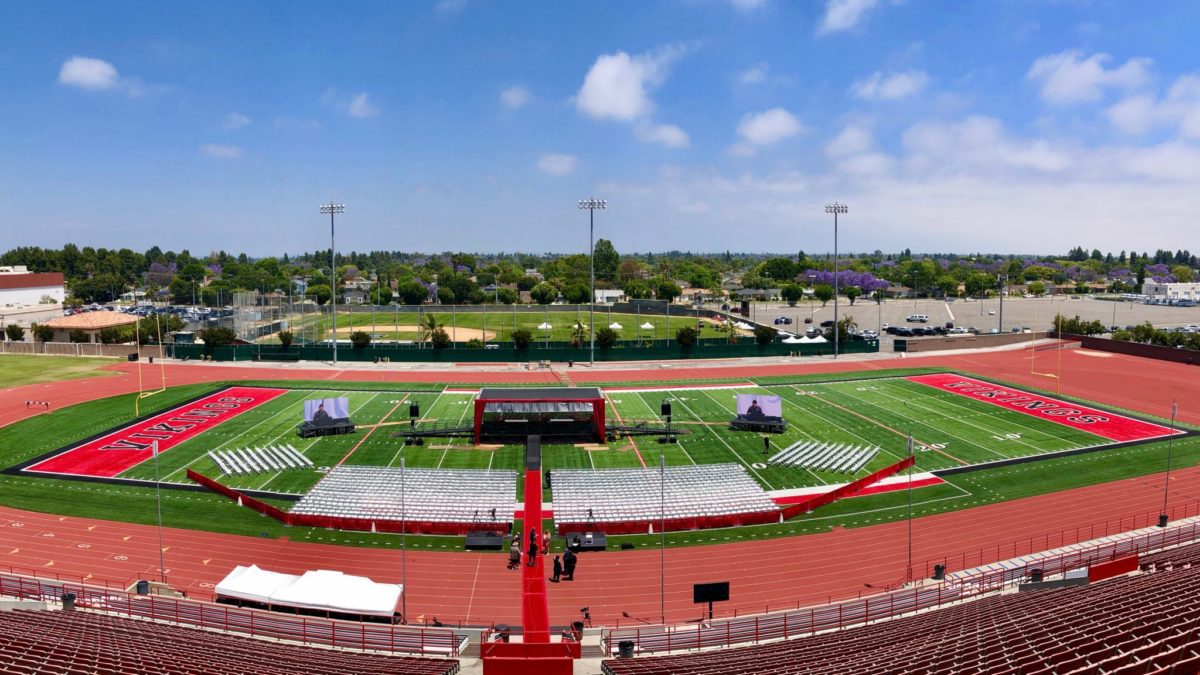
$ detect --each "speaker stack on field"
[408,402,423,444]
[658,400,676,443]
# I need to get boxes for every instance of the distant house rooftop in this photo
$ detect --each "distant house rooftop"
[41,311,137,330]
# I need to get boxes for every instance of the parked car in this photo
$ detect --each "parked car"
[803,317,813,324]
[773,316,793,325]
[906,314,929,323]
[894,327,914,337]
[820,320,835,328]
[987,309,996,315]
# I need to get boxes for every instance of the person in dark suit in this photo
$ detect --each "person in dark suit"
[563,548,577,581]
[312,402,333,425]
[551,556,562,582]
[527,528,538,567]
[746,400,763,418]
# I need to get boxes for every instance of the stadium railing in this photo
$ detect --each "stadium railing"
[0,572,466,657]
[602,516,1200,655]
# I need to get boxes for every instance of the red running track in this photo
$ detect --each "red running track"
[0,346,1197,628]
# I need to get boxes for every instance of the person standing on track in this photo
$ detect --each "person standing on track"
[527,528,538,567]
[563,548,577,581]
[508,537,521,570]
[550,555,562,583]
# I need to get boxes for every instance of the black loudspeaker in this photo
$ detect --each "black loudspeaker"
[127,353,139,362]
[1029,568,1043,584]
[409,402,420,419]
[661,400,671,417]
[620,542,635,550]
[932,564,945,581]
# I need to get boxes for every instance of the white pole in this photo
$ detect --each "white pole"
[153,440,166,584]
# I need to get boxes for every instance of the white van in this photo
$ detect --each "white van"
[906,314,929,323]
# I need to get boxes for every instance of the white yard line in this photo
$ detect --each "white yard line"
[778,386,910,467]
[255,392,382,490]
[686,390,775,489]
[388,392,445,468]
[632,393,696,465]
[818,384,1006,461]
[437,393,476,469]
[882,381,1069,454]
[162,390,328,482]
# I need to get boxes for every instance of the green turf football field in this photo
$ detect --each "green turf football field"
[111,375,1109,496]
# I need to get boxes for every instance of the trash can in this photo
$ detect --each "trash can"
[136,580,149,595]
[571,621,585,640]
[618,641,635,658]
[1029,568,1043,584]
[61,592,76,610]
[148,356,154,364]
[1159,514,1169,528]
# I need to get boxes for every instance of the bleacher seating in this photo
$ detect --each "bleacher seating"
[209,444,313,477]
[0,608,459,675]
[767,441,878,473]
[602,566,1200,674]
[290,466,516,525]
[1141,540,1200,570]
[552,464,776,526]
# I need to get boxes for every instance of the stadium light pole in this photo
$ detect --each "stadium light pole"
[997,274,1007,334]
[401,455,408,622]
[152,440,166,584]
[1159,400,1179,527]
[579,198,606,366]
[906,434,914,584]
[320,203,345,365]
[825,203,848,358]
[660,448,666,624]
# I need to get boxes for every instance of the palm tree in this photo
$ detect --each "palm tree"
[569,320,588,348]
[419,313,441,343]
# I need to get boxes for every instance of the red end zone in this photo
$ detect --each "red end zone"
[906,374,1180,443]
[26,387,288,478]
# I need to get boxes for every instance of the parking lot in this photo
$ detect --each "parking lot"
[735,295,1200,344]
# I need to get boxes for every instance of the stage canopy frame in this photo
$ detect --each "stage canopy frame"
[474,387,606,444]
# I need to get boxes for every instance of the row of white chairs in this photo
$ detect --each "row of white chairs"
[768,441,878,474]
[291,465,516,523]
[208,445,313,476]
[551,464,776,525]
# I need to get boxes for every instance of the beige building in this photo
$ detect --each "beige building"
[38,311,138,343]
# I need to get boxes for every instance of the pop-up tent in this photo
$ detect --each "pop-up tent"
[215,565,402,618]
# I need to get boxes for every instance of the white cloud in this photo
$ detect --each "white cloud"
[1105,74,1200,138]
[825,124,874,157]
[58,56,118,91]
[500,85,530,110]
[536,153,578,176]
[634,122,691,149]
[817,0,879,36]
[736,108,805,147]
[1026,50,1152,104]
[201,144,244,159]
[903,116,1071,173]
[852,70,930,101]
[738,63,769,85]
[576,46,685,121]
[347,93,380,118]
[223,112,251,130]
[435,0,467,12]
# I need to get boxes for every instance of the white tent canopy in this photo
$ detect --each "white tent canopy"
[640,322,655,330]
[782,336,804,344]
[735,321,753,330]
[537,322,553,330]
[215,565,401,618]
[609,322,623,330]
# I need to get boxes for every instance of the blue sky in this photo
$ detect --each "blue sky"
[2,0,1200,256]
